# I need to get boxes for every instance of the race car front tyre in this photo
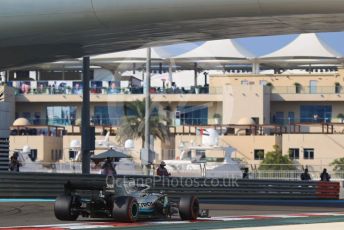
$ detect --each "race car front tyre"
[179,196,199,220]
[54,195,79,221]
[112,196,139,222]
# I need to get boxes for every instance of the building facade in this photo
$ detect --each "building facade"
[3,68,344,170]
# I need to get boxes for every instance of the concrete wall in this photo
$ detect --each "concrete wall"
[9,136,63,162]
[211,73,343,87]
[281,134,344,166]
[0,86,15,137]
[173,134,281,164]
[15,93,222,103]
[220,135,282,164]
[7,126,344,168]
[222,84,267,124]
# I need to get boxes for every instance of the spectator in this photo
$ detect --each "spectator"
[21,82,30,94]
[320,168,331,181]
[156,161,170,176]
[9,156,15,171]
[52,82,57,94]
[301,168,311,181]
[101,157,116,176]
[73,83,82,95]
[37,84,44,94]
[243,168,249,179]
[91,83,98,94]
[171,82,177,93]
[9,154,21,172]
[70,115,75,126]
[108,82,120,94]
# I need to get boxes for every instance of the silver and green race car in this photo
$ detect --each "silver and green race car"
[54,179,201,222]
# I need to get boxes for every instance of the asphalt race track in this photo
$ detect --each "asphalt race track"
[0,200,344,229]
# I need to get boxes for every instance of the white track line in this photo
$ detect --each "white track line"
[1,212,344,229]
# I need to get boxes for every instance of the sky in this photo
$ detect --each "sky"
[161,32,344,57]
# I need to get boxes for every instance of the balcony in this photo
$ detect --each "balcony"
[271,86,344,101]
[13,84,223,102]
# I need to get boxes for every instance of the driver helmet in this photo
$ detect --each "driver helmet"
[160,161,166,166]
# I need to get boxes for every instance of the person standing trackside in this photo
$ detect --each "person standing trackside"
[301,168,311,181]
[320,168,331,181]
[156,161,171,176]
[9,154,22,172]
[101,157,116,176]
[242,168,249,179]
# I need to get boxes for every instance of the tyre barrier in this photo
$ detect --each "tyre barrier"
[0,172,340,199]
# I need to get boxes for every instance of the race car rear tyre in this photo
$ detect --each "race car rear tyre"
[112,196,139,222]
[179,196,199,220]
[54,195,79,221]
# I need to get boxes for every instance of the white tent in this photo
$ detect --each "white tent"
[172,39,255,61]
[171,39,256,78]
[89,48,167,79]
[261,33,342,60]
[91,48,164,61]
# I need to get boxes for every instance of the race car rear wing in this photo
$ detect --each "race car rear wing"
[64,180,107,194]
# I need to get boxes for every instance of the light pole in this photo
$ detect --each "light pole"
[81,56,91,174]
[144,47,151,174]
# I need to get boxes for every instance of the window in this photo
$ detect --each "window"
[33,112,41,125]
[69,150,77,159]
[51,149,62,161]
[289,148,299,160]
[309,80,318,94]
[254,149,264,160]
[47,106,77,125]
[94,105,125,126]
[275,112,284,125]
[300,105,332,123]
[28,149,37,161]
[22,112,31,121]
[303,148,314,159]
[195,150,206,161]
[58,149,63,160]
[287,112,295,124]
[241,80,249,85]
[177,105,208,125]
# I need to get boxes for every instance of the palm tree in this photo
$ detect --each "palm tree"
[259,145,296,170]
[117,99,171,148]
[330,157,344,171]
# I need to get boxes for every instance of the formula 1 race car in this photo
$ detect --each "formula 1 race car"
[54,179,200,222]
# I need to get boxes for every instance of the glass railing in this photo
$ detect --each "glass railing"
[10,117,213,127]
[12,116,343,132]
[270,116,335,125]
[9,82,222,95]
[271,86,342,94]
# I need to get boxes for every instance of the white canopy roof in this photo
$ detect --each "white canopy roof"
[261,33,342,59]
[91,47,164,61]
[173,39,255,60]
